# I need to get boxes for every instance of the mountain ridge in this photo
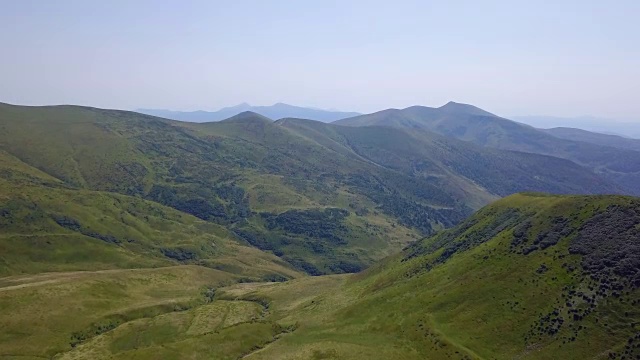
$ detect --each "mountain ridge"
[336,102,640,195]
[0,102,622,276]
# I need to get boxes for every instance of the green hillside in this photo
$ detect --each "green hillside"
[203,193,639,359]
[0,103,421,274]
[0,102,619,275]
[278,117,617,198]
[0,103,636,359]
[0,149,298,279]
[0,148,304,358]
[13,193,638,359]
[336,102,640,195]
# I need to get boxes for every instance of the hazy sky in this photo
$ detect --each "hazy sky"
[1,0,639,119]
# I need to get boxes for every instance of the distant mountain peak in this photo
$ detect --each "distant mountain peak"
[220,111,272,123]
[438,101,495,116]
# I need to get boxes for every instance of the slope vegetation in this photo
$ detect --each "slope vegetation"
[0,102,620,274]
[210,193,640,359]
[27,193,640,359]
[278,117,616,198]
[0,149,303,359]
[0,149,298,279]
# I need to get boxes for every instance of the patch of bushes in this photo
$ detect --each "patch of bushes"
[260,273,290,282]
[327,260,365,274]
[403,217,480,261]
[53,215,82,231]
[404,208,523,265]
[232,209,370,275]
[534,216,573,250]
[147,183,251,223]
[53,215,120,244]
[510,216,575,255]
[344,173,470,235]
[160,247,198,261]
[263,208,349,245]
[510,219,532,247]
[232,228,274,251]
[69,300,195,347]
[282,256,324,276]
[570,205,640,287]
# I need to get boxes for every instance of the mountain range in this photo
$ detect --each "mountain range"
[1,100,638,359]
[137,102,361,123]
[336,102,640,195]
[1,101,620,276]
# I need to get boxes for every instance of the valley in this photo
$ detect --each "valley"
[2,3,638,358]
[0,102,638,359]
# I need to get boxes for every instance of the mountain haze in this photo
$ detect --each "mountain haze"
[137,103,360,123]
[542,126,640,152]
[513,115,640,138]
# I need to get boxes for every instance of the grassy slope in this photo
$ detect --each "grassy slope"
[278,117,617,199]
[0,150,302,359]
[1,166,637,359]
[0,100,635,359]
[0,266,258,359]
[208,194,640,360]
[0,104,425,274]
[0,149,299,279]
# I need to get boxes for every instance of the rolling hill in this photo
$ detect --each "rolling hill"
[137,102,360,123]
[336,102,640,195]
[0,148,299,279]
[204,193,640,359]
[0,103,427,274]
[276,117,617,198]
[0,102,622,275]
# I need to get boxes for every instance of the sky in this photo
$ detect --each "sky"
[1,0,639,120]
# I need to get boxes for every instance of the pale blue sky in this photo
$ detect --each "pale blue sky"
[1,0,639,119]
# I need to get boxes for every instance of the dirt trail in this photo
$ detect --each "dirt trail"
[0,233,71,238]
[0,267,185,292]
